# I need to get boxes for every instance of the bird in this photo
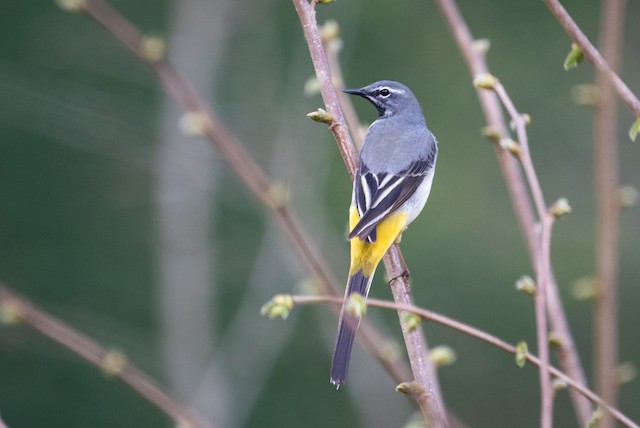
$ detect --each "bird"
[330,80,438,387]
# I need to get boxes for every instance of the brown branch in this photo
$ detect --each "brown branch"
[293,1,447,425]
[593,1,626,427]
[0,284,214,428]
[433,0,594,424]
[289,294,640,428]
[74,0,411,387]
[542,0,640,117]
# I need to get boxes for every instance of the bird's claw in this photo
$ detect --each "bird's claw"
[389,269,410,284]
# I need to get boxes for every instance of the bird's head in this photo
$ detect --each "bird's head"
[343,80,420,118]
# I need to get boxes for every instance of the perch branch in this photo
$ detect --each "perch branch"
[293,1,447,425]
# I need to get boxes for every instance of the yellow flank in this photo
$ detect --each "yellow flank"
[349,205,408,277]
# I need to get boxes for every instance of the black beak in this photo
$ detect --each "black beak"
[343,88,366,97]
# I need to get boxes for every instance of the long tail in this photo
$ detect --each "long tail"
[330,269,373,387]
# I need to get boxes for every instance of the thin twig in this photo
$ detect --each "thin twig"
[542,0,640,117]
[289,294,639,428]
[293,1,447,425]
[292,0,357,178]
[433,0,593,424]
[493,84,545,219]
[538,213,556,427]
[493,82,554,428]
[320,27,365,150]
[593,1,626,427]
[76,0,410,386]
[432,0,537,250]
[0,284,214,428]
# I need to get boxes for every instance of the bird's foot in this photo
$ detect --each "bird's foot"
[389,269,410,284]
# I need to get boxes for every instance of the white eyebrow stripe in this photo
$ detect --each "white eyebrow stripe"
[376,86,405,94]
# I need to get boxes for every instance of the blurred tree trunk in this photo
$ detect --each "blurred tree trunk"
[593,0,626,426]
[155,0,231,425]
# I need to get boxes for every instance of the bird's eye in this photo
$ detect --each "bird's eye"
[379,88,391,97]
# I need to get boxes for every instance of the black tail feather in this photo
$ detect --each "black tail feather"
[330,270,372,386]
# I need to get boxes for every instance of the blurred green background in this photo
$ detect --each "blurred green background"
[1,0,639,426]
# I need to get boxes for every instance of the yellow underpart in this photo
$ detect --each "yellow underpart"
[349,205,408,277]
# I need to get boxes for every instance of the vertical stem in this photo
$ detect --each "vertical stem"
[321,35,365,150]
[594,0,626,426]
[291,0,358,178]
[494,82,554,428]
[537,215,555,428]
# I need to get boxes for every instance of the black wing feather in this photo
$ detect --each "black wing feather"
[349,155,433,242]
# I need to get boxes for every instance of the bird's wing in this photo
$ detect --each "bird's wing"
[349,154,434,243]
